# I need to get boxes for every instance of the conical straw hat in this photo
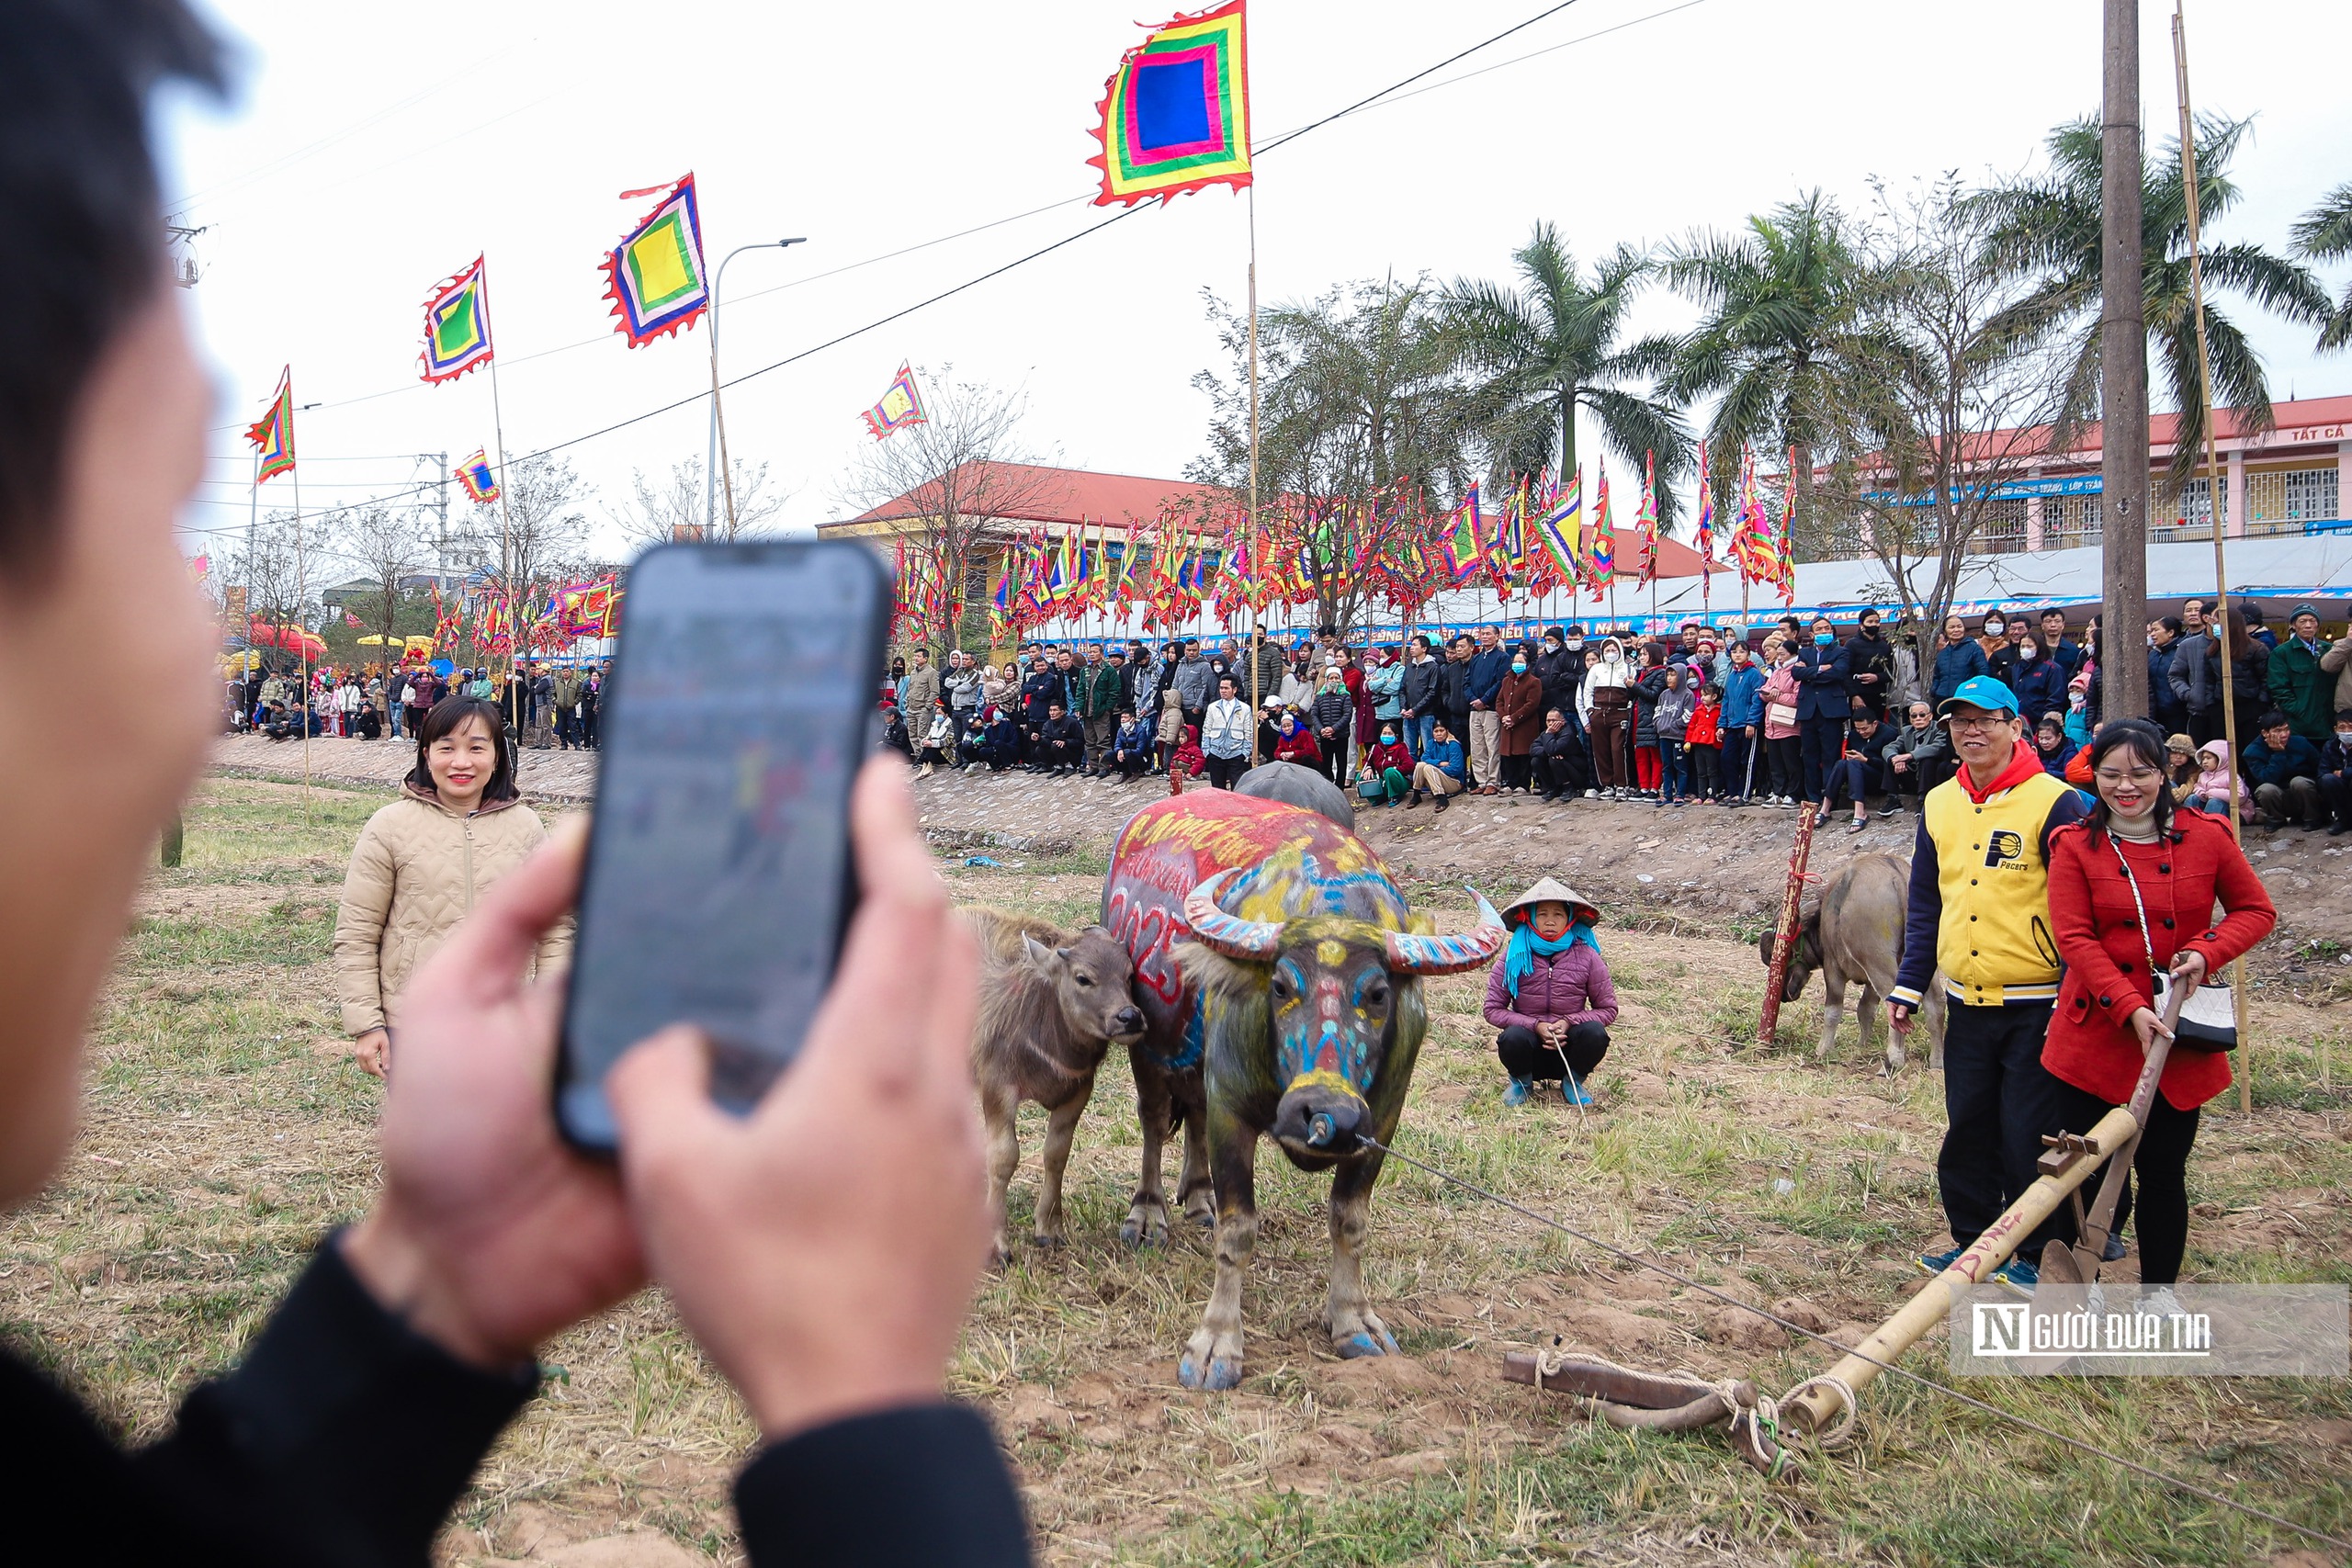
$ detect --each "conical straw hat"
[1499,877,1599,926]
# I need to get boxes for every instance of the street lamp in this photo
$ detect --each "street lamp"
[705,237,807,539]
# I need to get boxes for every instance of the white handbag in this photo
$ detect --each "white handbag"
[2113,833,2237,1051]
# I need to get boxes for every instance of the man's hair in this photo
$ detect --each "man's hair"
[2160,615,2183,636]
[2335,708,2352,725]
[0,0,220,578]
[2258,710,2289,731]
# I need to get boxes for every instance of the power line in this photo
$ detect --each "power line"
[196,0,1697,536]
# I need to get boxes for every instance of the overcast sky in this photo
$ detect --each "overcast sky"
[161,0,2352,565]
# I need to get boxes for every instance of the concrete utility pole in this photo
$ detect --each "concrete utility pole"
[2099,0,2151,717]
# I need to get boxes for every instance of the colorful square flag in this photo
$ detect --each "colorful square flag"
[1534,469,1583,580]
[420,257,494,384]
[862,364,929,439]
[601,175,709,347]
[1088,1,1252,207]
[245,367,296,482]
[458,449,500,503]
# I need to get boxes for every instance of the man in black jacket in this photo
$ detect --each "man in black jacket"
[1843,609,1897,718]
[0,10,1030,1564]
[1036,701,1087,775]
[1396,634,1443,758]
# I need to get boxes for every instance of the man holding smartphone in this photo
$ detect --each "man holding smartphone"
[0,7,1027,1562]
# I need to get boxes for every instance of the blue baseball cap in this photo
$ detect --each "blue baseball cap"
[1938,675,2018,718]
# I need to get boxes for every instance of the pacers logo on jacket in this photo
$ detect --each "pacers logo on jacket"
[1983,829,2025,869]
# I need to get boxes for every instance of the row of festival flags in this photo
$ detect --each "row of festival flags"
[888,444,1798,647]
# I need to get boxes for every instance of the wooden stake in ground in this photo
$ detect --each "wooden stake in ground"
[2169,2,2254,1112]
[1756,801,1818,1047]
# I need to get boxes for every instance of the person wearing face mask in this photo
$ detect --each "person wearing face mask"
[1484,882,1615,1108]
[2038,720,2275,1309]
[2317,710,2352,835]
[1581,637,1633,797]
[1532,626,1578,723]
[1529,708,1582,802]
[1494,648,1545,793]
[1978,611,2017,690]
[1792,616,1852,810]
[1845,608,1897,718]
[1355,723,1415,807]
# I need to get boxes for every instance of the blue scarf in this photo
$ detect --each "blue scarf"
[1503,919,1599,1001]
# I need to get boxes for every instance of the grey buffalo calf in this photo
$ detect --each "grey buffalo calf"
[1759,852,1947,1073]
[966,910,1145,1266]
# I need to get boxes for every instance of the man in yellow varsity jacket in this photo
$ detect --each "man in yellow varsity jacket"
[1890,676,2088,1293]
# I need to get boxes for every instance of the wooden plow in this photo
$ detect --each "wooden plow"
[1508,989,2187,1480]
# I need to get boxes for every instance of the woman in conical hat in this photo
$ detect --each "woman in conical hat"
[1483,878,1615,1109]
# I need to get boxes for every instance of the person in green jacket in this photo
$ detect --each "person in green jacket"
[2267,604,2335,743]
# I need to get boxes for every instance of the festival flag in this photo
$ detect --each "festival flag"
[1730,446,1778,585]
[1087,1,1252,207]
[1442,481,1486,585]
[246,368,297,482]
[862,363,928,440]
[600,175,710,348]
[1533,468,1583,581]
[1587,461,1616,596]
[420,257,494,384]
[458,449,500,503]
[1488,481,1525,595]
[1634,450,1659,586]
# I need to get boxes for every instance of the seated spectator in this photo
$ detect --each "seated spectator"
[2164,733,2199,805]
[1883,700,1945,813]
[1035,702,1085,776]
[1529,708,1583,802]
[1406,719,1468,811]
[2032,714,2077,778]
[2184,738,2246,817]
[915,701,955,778]
[1169,724,1206,784]
[2322,710,2352,836]
[879,702,912,759]
[1272,709,1322,768]
[1110,709,1157,781]
[1833,709,1895,831]
[2242,709,2324,829]
[1483,879,1616,1108]
[1355,723,1414,807]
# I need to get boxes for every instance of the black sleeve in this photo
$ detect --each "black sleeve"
[127,1237,537,1568]
[736,1404,1032,1568]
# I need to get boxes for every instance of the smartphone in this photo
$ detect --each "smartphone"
[555,539,890,1154]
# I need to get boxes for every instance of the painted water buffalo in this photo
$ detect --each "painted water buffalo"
[1235,759,1355,829]
[1758,852,1946,1072]
[1102,790,1504,1390]
[966,909,1145,1267]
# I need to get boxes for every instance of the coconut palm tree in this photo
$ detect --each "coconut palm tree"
[1662,190,1883,550]
[1969,114,2329,487]
[1443,223,1690,525]
[2290,181,2352,351]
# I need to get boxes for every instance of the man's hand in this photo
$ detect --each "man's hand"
[353,1026,390,1078]
[1887,1001,1912,1034]
[342,818,645,1370]
[606,760,989,1444]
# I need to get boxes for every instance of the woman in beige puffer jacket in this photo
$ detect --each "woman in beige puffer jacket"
[334,696,570,1074]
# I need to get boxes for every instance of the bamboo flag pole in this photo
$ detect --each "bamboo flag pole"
[487,302,524,739]
[2172,1,2254,1113]
[1246,183,1263,761]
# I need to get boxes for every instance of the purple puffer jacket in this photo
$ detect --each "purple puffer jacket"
[1482,944,1619,1032]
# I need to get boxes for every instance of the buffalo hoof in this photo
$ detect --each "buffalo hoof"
[1120,1213,1168,1249]
[1338,1328,1400,1359]
[1030,1233,1066,1251]
[1179,1355,1243,1392]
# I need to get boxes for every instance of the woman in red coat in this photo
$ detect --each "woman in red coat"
[2041,719,2275,1295]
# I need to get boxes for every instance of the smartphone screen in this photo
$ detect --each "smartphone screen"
[556,540,888,1153]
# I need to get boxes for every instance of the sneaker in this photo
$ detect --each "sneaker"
[1583,788,1600,800]
[2135,1284,2185,1317]
[2102,1230,2127,1263]
[1991,1257,2039,1298]
[1561,1079,1595,1108]
[1916,1244,1964,1277]
[1501,1077,1533,1107]
[1877,801,1901,818]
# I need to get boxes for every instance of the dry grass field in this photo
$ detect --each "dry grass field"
[4,775,2348,1565]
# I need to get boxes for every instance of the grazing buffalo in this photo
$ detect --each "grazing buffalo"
[965,909,1145,1267]
[1759,852,1946,1072]
[1103,791,1504,1390]
[1235,760,1355,829]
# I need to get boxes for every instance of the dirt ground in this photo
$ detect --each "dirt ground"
[9,771,2351,1565]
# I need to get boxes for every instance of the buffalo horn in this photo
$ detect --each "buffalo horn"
[1383,887,1508,976]
[1180,869,1284,962]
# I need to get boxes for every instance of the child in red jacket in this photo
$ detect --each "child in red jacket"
[1687,683,1724,802]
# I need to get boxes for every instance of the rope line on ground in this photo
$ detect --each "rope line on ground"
[1359,1134,2351,1552]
